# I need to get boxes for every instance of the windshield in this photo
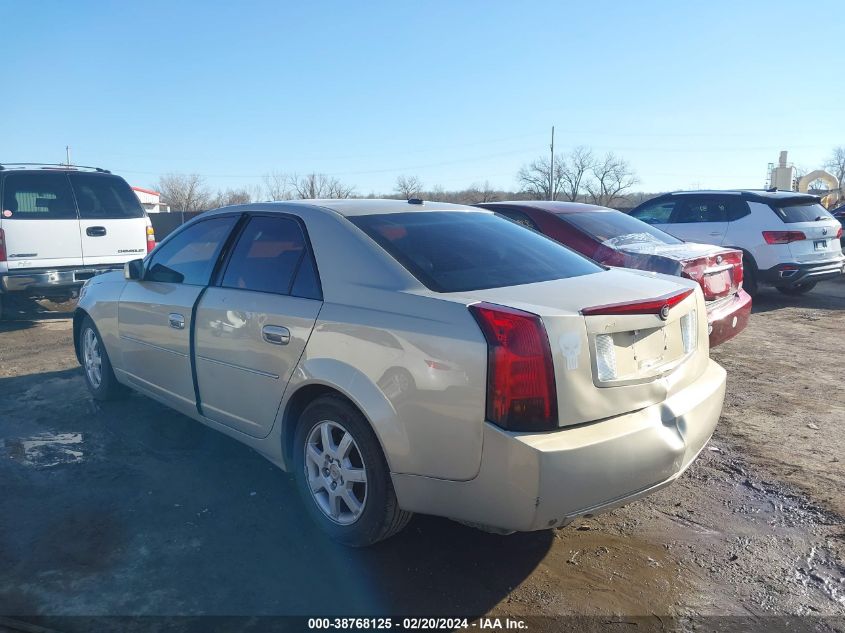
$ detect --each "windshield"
[350,211,603,292]
[770,202,835,224]
[560,210,682,247]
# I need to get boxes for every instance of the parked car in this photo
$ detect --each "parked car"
[0,164,156,318]
[628,190,844,296]
[74,199,726,546]
[477,201,750,347]
[831,205,845,250]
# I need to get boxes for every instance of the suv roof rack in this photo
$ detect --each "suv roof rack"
[0,163,111,174]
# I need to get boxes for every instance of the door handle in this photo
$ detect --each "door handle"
[86,226,107,237]
[168,313,185,329]
[262,325,290,345]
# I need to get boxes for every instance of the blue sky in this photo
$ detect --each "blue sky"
[2,1,842,196]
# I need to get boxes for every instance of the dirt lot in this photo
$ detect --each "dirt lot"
[1,282,843,631]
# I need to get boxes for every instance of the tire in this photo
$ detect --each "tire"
[293,394,412,547]
[79,317,126,400]
[777,282,817,296]
[742,261,759,297]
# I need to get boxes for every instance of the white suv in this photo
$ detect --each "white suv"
[629,190,844,296]
[0,164,155,318]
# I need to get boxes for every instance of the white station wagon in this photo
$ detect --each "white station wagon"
[74,199,726,546]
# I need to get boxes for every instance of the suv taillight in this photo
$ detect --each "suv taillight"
[0,229,6,262]
[469,302,558,432]
[763,230,805,244]
[146,224,157,253]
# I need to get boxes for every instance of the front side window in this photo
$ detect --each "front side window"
[69,173,145,219]
[145,216,236,285]
[221,216,317,297]
[350,211,602,293]
[1,172,77,220]
[630,199,675,225]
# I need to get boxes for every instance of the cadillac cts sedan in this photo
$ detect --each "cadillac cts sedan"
[477,201,751,347]
[74,199,726,546]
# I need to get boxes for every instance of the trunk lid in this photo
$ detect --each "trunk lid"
[456,268,709,427]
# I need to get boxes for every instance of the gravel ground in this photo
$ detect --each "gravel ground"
[0,283,843,631]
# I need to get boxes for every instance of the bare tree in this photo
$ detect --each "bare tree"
[517,155,566,200]
[465,180,498,203]
[262,171,292,201]
[211,188,253,208]
[560,146,596,201]
[156,173,212,212]
[584,153,639,207]
[286,173,354,199]
[394,175,423,199]
[824,147,845,188]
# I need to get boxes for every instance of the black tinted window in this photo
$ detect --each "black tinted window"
[69,173,145,219]
[561,210,682,246]
[1,172,77,220]
[770,202,835,224]
[350,211,602,293]
[146,216,236,285]
[674,198,726,223]
[222,216,312,295]
[630,199,675,224]
[290,246,322,300]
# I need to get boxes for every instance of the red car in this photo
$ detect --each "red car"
[477,201,751,347]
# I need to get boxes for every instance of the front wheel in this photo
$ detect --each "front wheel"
[79,317,126,400]
[293,395,412,546]
[777,282,817,296]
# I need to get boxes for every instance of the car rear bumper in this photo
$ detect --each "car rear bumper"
[759,256,845,288]
[706,289,752,347]
[0,266,123,295]
[391,358,726,532]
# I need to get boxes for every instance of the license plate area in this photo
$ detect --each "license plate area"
[74,271,96,282]
[814,240,828,251]
[703,269,731,298]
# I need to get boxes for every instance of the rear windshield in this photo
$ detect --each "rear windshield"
[350,211,603,292]
[559,210,682,248]
[69,173,145,219]
[1,172,78,220]
[770,202,835,224]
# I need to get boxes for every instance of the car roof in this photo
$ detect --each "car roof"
[657,189,820,203]
[209,198,482,218]
[481,200,614,214]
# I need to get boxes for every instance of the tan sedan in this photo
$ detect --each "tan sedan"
[74,199,726,546]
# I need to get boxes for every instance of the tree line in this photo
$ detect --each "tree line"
[152,145,845,212]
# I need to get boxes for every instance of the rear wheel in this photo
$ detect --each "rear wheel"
[79,317,126,400]
[742,262,759,297]
[777,282,817,296]
[293,394,412,546]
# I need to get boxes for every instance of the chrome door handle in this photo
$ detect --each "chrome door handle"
[168,313,185,329]
[262,325,290,345]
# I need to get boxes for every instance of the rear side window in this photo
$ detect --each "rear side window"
[495,209,539,230]
[1,172,77,220]
[350,211,602,293]
[222,216,319,298]
[560,210,681,247]
[770,202,834,224]
[629,199,675,224]
[146,216,236,285]
[69,173,145,219]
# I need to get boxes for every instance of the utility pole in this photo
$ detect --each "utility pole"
[65,146,71,166]
[549,126,555,201]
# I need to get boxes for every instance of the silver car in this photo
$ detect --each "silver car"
[74,199,726,546]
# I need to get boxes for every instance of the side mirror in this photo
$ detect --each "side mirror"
[124,259,144,281]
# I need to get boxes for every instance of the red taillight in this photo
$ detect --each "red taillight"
[763,230,805,244]
[469,302,558,431]
[836,227,843,240]
[581,288,693,316]
[146,224,157,253]
[0,228,6,262]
